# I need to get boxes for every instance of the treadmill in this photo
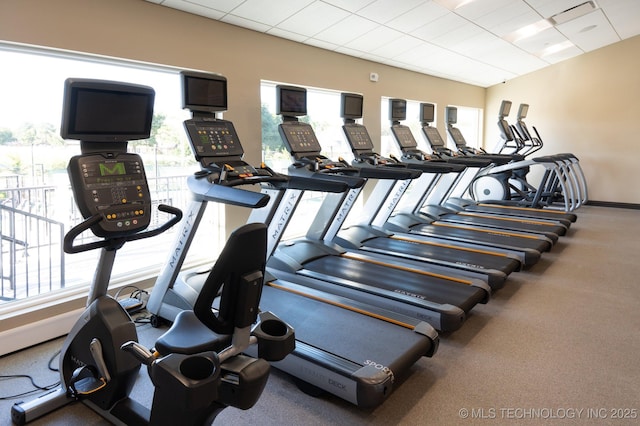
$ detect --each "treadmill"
[259,85,490,332]
[444,105,578,224]
[147,71,438,408]
[383,100,551,267]
[331,92,521,291]
[416,103,568,239]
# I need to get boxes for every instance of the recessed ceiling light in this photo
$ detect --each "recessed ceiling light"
[503,19,553,43]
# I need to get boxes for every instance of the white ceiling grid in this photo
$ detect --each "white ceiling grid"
[146,0,640,87]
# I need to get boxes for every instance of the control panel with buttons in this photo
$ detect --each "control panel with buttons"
[67,153,151,237]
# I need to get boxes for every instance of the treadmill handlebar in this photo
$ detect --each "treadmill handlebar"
[286,174,350,193]
[442,157,493,168]
[188,175,271,208]
[352,153,422,180]
[355,163,421,180]
[398,162,456,174]
[290,156,366,189]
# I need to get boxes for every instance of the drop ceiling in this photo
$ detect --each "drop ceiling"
[145,0,640,87]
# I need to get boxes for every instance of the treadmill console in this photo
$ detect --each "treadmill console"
[343,124,374,151]
[278,121,323,155]
[184,118,244,161]
[422,126,445,148]
[391,125,418,149]
[448,127,466,147]
[68,154,151,236]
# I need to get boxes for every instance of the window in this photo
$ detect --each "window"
[447,105,483,149]
[0,45,224,308]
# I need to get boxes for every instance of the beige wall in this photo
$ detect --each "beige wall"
[486,35,640,204]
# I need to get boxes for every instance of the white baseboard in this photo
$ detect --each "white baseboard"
[0,308,83,356]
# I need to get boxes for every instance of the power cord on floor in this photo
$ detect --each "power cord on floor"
[0,349,61,400]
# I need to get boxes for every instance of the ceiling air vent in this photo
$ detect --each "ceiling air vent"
[549,1,597,25]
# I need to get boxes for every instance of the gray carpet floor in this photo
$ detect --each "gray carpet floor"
[1,205,639,425]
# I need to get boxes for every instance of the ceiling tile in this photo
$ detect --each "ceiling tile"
[513,27,568,54]
[448,31,506,56]
[597,0,640,39]
[557,9,620,51]
[386,1,450,33]
[430,21,486,50]
[313,15,379,45]
[475,2,541,36]
[227,0,314,26]
[277,1,351,36]
[411,12,467,41]
[454,0,515,21]
[393,43,449,68]
[357,0,426,24]
[321,0,377,13]
[344,25,405,52]
[370,34,425,58]
[542,44,583,63]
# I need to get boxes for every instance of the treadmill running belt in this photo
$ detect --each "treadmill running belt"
[259,285,430,366]
[303,255,484,313]
[413,223,550,253]
[363,236,520,274]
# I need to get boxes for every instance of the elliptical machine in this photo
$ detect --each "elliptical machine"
[11,78,294,425]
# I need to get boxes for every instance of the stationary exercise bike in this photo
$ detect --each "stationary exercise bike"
[11,78,294,425]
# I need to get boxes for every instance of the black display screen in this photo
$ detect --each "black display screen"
[389,98,407,121]
[341,93,363,119]
[420,103,435,123]
[446,106,457,124]
[60,79,155,142]
[277,85,307,116]
[182,72,227,112]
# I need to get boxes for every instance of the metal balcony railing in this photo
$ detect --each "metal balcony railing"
[0,175,193,304]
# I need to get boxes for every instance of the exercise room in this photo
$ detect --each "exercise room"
[1,0,639,424]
